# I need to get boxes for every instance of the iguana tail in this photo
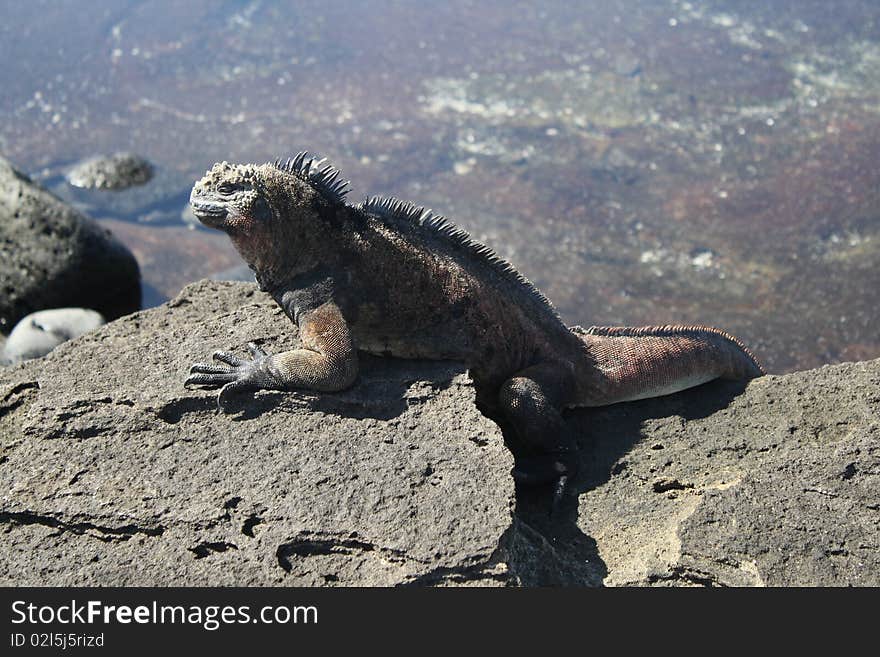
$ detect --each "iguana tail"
[571,324,765,407]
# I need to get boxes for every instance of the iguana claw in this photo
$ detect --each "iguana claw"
[217,379,257,412]
[512,454,576,518]
[185,342,273,412]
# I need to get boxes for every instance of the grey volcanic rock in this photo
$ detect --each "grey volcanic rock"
[66,153,153,190]
[1,308,105,365]
[0,155,141,332]
[0,281,515,586]
[538,358,880,586]
[0,279,877,586]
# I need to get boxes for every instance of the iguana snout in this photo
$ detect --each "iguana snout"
[189,194,228,227]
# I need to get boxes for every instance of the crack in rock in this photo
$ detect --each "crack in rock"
[275,531,419,574]
[189,541,238,559]
[0,381,39,417]
[0,510,164,542]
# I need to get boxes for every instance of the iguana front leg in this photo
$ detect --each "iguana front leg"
[185,301,358,411]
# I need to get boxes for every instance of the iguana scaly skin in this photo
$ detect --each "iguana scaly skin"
[185,153,765,505]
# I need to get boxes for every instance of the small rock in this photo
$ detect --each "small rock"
[66,153,153,190]
[2,308,105,365]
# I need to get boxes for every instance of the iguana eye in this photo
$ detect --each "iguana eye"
[217,182,237,195]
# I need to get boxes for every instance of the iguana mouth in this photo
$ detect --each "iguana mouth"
[190,201,228,226]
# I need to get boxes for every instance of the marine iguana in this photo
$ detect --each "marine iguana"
[185,152,764,505]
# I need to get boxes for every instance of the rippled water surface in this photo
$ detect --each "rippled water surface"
[2,0,879,372]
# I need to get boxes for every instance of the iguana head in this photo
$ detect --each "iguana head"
[190,154,350,290]
[190,161,273,233]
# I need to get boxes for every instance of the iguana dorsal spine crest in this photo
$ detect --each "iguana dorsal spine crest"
[272,151,350,204]
[359,194,563,324]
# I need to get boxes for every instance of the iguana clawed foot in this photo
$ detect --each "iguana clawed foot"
[185,342,273,412]
[513,452,578,517]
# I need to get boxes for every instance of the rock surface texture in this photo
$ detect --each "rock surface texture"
[529,357,880,586]
[1,280,877,586]
[0,281,514,586]
[0,155,141,332]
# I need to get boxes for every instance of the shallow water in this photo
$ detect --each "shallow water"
[2,0,878,372]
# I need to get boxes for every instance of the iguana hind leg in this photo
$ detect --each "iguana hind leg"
[574,324,765,407]
[496,361,580,512]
